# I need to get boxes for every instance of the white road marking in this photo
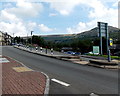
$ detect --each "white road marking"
[51,78,70,87]
[0,58,9,63]
[90,93,99,96]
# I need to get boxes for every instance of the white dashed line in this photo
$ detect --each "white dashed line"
[51,78,70,87]
[90,93,99,96]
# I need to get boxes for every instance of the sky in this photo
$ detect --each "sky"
[0,0,118,36]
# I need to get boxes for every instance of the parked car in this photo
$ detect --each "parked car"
[64,51,81,55]
[17,43,23,47]
[11,43,16,45]
[74,52,81,55]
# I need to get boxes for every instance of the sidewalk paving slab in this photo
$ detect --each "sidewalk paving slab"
[2,56,49,95]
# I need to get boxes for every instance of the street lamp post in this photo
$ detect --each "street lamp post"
[31,31,33,50]
[26,33,28,46]
[31,31,33,45]
[13,33,14,44]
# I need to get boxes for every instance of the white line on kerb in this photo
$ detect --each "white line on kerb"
[51,78,70,87]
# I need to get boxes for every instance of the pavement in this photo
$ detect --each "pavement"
[80,55,119,69]
[1,55,49,95]
[14,46,119,69]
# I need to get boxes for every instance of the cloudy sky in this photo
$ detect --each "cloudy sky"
[0,0,118,36]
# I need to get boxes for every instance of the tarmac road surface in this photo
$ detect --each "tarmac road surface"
[2,46,119,95]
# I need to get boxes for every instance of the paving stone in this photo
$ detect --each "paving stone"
[2,56,46,95]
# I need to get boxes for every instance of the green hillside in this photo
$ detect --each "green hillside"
[41,26,120,43]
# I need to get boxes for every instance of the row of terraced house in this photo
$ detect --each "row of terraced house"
[0,31,12,46]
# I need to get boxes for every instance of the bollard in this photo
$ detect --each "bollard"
[108,50,111,62]
[29,47,32,51]
[36,47,38,51]
[51,48,53,54]
[40,47,42,52]
[46,46,47,54]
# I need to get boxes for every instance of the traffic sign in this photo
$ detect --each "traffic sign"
[97,22,111,62]
[93,46,99,55]
[109,38,113,46]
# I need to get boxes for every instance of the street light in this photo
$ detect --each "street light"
[30,31,33,50]
[13,33,14,44]
[31,31,33,45]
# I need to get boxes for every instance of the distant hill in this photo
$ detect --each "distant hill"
[41,26,120,43]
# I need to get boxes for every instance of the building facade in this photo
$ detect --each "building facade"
[0,31,12,46]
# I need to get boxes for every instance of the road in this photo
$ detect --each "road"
[2,46,119,95]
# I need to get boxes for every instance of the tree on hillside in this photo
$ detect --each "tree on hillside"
[32,35,45,47]
[14,36,21,43]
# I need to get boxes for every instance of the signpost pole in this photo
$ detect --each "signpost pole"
[46,46,47,54]
[105,23,111,62]
[98,22,111,62]
[98,22,102,55]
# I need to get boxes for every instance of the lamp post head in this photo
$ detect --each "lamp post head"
[31,31,34,36]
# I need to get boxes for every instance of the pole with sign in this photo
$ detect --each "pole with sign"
[105,23,111,62]
[98,22,106,55]
[98,22,111,62]
[109,38,113,46]
[98,22,102,55]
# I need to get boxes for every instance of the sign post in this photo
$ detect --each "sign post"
[31,31,33,51]
[98,22,104,55]
[105,23,111,62]
[98,22,111,62]
[109,38,113,46]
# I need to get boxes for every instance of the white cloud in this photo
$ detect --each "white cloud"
[38,24,54,32]
[66,28,73,34]
[49,13,57,16]
[0,8,38,36]
[112,1,118,7]
[0,10,21,23]
[88,0,118,27]
[60,10,69,15]
[50,0,82,15]
[67,22,94,34]
[4,1,43,18]
[0,22,27,36]
[0,0,43,36]
[49,0,118,31]
[67,0,118,34]
[27,22,37,31]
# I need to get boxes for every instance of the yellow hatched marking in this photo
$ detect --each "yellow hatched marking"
[13,67,33,72]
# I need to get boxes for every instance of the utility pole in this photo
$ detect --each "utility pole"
[30,31,33,50]
[26,33,28,45]
[13,33,14,44]
[31,31,33,46]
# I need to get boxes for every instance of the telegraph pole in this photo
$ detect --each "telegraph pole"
[13,33,14,44]
[31,31,33,46]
